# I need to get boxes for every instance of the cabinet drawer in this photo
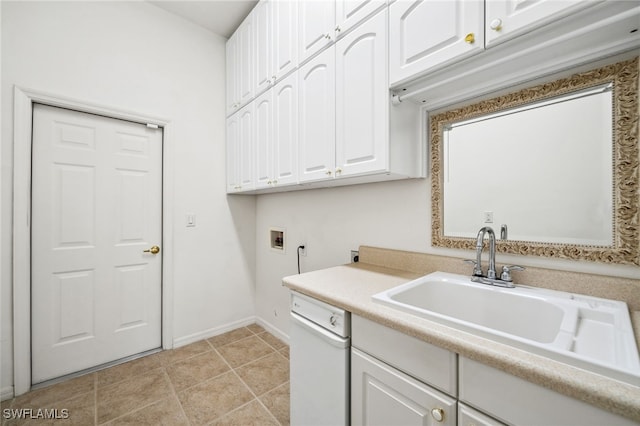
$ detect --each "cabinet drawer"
[352,347,456,426]
[459,357,637,426]
[352,315,457,395]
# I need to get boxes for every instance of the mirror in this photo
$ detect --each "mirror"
[430,57,639,265]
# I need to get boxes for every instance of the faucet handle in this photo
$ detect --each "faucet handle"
[500,265,525,282]
[463,259,483,277]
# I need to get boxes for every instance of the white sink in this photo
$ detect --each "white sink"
[372,272,640,385]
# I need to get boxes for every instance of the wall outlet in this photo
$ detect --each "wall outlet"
[299,244,307,256]
[351,250,359,263]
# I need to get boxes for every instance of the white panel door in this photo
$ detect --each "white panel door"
[31,104,162,383]
[336,8,388,177]
[389,0,484,85]
[485,0,597,46]
[273,71,298,186]
[298,47,336,183]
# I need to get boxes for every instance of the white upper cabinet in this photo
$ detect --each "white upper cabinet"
[335,0,387,38]
[226,103,255,192]
[298,0,336,63]
[225,33,239,116]
[335,7,388,177]
[238,103,255,191]
[485,0,598,46]
[255,0,298,96]
[238,14,254,106]
[298,47,336,183]
[272,72,299,187]
[254,89,274,189]
[254,72,299,190]
[226,110,240,191]
[272,0,298,81]
[389,0,484,86]
[227,13,254,115]
[254,0,273,96]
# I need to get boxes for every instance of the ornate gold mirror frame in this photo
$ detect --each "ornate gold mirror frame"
[430,57,639,266]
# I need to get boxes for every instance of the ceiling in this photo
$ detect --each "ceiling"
[148,0,258,38]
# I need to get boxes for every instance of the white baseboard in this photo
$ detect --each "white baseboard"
[1,386,14,402]
[255,317,289,345]
[172,316,257,349]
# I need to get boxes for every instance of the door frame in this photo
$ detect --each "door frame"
[12,86,175,396]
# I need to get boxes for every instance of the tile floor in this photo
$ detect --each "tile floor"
[1,324,290,425]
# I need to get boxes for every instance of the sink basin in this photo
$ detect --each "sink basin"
[372,272,640,384]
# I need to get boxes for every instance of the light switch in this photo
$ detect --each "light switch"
[186,214,196,227]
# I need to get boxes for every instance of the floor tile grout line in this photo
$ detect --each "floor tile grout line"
[95,368,175,425]
[210,344,285,425]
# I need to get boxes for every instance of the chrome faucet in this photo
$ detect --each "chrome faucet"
[465,226,524,288]
[475,226,497,279]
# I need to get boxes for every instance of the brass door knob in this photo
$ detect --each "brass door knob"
[143,245,160,254]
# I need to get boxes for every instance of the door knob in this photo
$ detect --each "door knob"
[143,245,160,254]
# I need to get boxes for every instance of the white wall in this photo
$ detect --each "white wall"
[1,1,256,395]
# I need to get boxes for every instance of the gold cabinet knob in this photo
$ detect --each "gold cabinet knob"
[143,245,160,255]
[431,407,445,422]
[464,33,475,44]
[335,168,343,175]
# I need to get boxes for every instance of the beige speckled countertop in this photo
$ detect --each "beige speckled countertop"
[282,246,640,423]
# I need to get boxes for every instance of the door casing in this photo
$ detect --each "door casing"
[12,86,175,396]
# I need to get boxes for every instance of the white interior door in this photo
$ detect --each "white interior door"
[31,103,162,384]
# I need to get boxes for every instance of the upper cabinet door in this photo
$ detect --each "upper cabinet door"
[389,0,484,86]
[298,47,336,183]
[298,0,335,64]
[226,113,240,192]
[335,9,388,177]
[226,33,239,116]
[272,0,298,81]
[335,0,387,37]
[254,90,274,189]
[238,14,254,106]
[238,104,255,191]
[485,0,598,47]
[254,0,273,96]
[273,72,299,186]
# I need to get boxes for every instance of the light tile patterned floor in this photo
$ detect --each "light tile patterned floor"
[1,324,290,425]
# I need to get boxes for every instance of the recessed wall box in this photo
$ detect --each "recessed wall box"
[270,227,286,254]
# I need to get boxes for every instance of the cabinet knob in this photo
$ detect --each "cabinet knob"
[464,33,475,44]
[335,25,341,33]
[431,407,445,422]
[324,33,332,41]
[267,180,272,185]
[490,18,503,31]
[335,168,342,175]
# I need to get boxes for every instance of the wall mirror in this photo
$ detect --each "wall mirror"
[430,57,639,265]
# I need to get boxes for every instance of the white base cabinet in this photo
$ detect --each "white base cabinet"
[459,357,639,426]
[351,314,638,426]
[351,348,456,426]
